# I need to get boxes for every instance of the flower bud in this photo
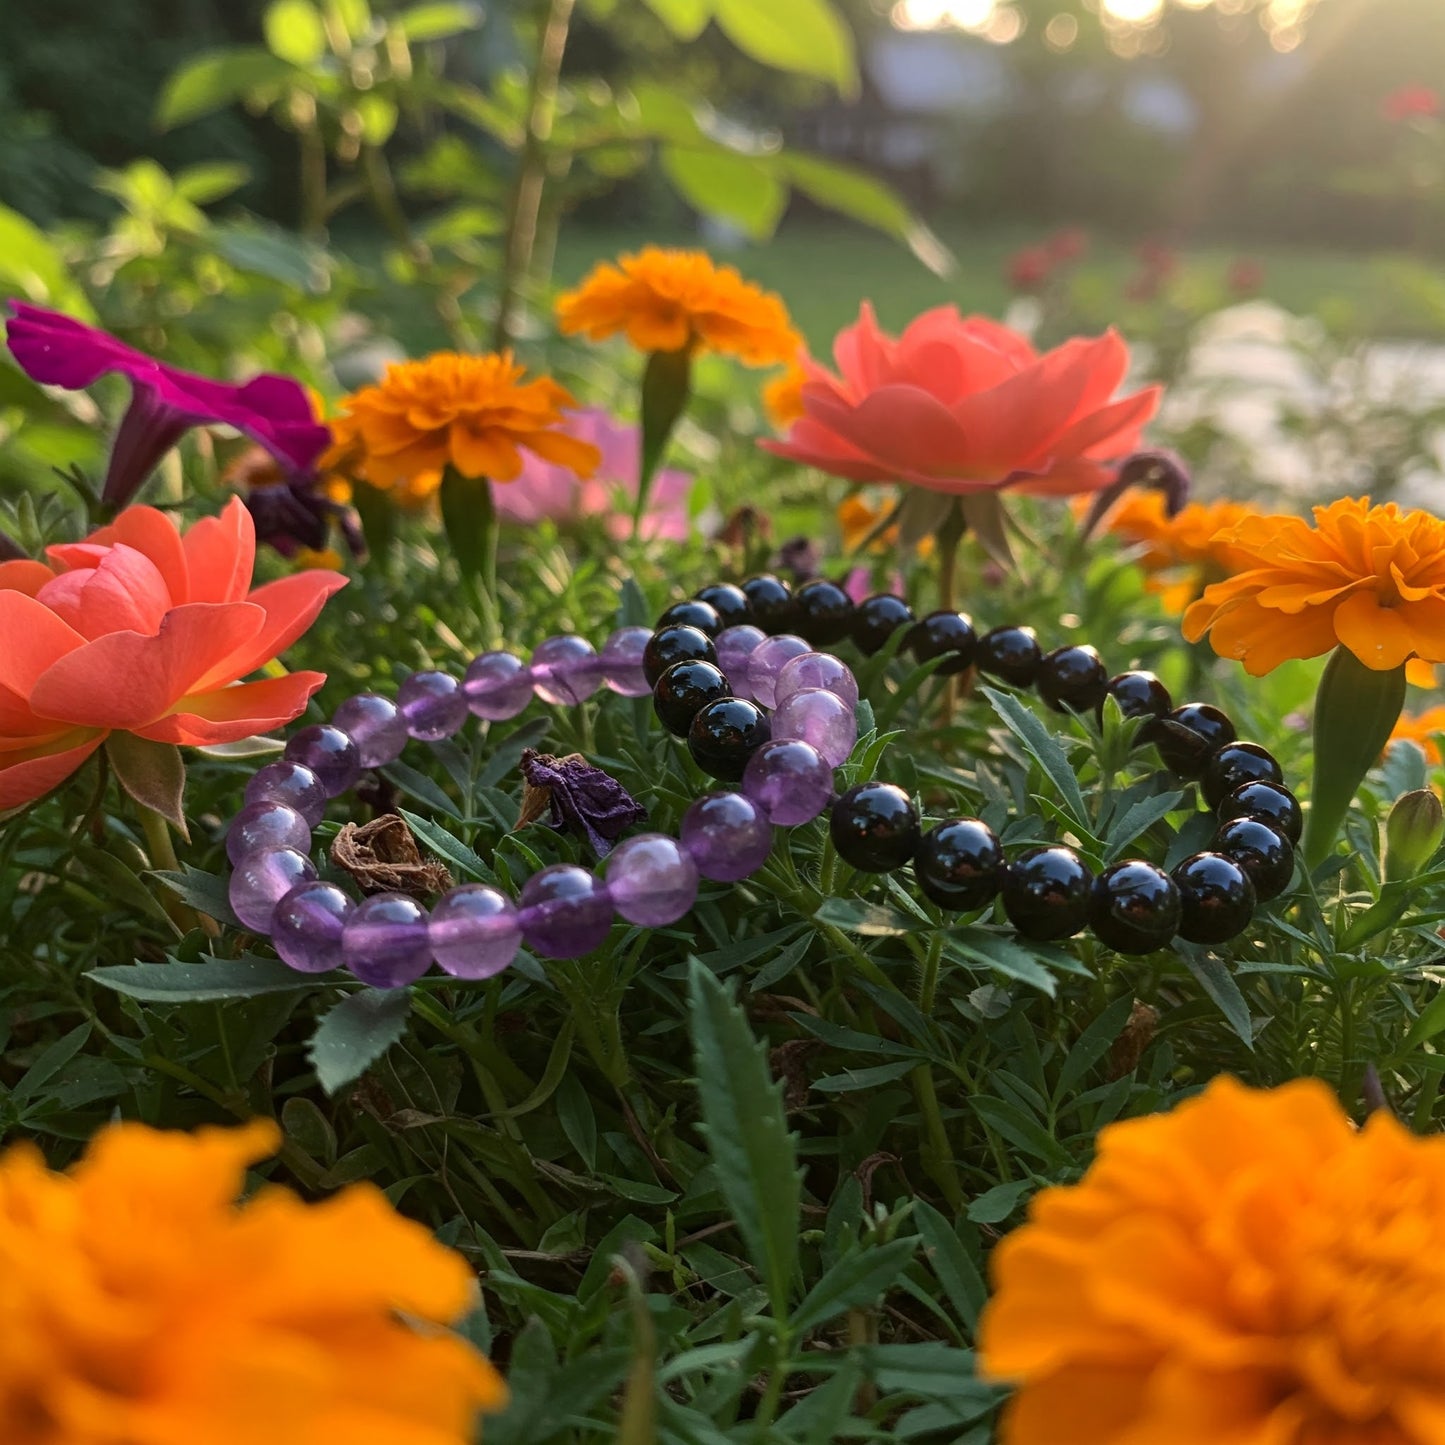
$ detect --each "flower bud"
[1385,788,1445,882]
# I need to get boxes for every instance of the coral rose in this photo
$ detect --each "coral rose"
[0,497,344,811]
[762,305,1159,496]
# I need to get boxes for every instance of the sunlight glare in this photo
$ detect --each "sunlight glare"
[1101,0,1164,20]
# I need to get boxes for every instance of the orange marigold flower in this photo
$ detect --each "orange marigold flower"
[764,356,809,430]
[556,247,798,365]
[1390,704,1445,764]
[0,1118,506,1444]
[978,1074,1445,1445]
[1183,496,1445,675]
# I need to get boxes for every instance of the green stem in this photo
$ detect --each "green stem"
[137,804,211,934]
[912,933,964,1210]
[935,498,967,725]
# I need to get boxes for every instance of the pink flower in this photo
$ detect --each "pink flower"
[1006,246,1053,294]
[1046,228,1089,264]
[1384,84,1441,122]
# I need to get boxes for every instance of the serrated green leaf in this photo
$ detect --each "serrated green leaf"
[308,987,412,1094]
[791,1236,916,1333]
[87,957,318,1003]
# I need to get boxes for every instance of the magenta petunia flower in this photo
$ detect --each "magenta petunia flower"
[4,302,331,510]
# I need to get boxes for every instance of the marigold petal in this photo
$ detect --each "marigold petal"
[1332,591,1421,671]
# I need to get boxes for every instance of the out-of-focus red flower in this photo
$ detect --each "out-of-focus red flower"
[1006,246,1053,294]
[1046,228,1089,264]
[1384,84,1442,122]
[1227,258,1265,298]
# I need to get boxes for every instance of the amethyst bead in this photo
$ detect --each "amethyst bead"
[429,885,522,980]
[530,635,602,706]
[775,651,859,712]
[332,693,407,768]
[749,634,812,710]
[518,864,613,958]
[343,893,433,988]
[284,723,362,798]
[770,688,857,768]
[742,739,835,826]
[464,651,533,721]
[226,800,311,866]
[607,834,699,926]
[245,760,327,827]
[714,625,768,701]
[599,626,653,698]
[398,670,468,741]
[272,881,352,974]
[228,847,317,932]
[680,792,773,882]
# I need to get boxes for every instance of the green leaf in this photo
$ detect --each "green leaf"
[0,204,92,314]
[971,1095,1069,1168]
[210,222,330,290]
[686,957,801,1319]
[860,1342,998,1401]
[439,468,497,587]
[1054,993,1137,1097]
[813,896,922,936]
[1103,789,1186,862]
[153,865,238,927]
[397,808,490,882]
[12,1024,92,1103]
[1404,985,1445,1052]
[791,1236,917,1333]
[264,0,329,64]
[174,162,252,205]
[810,1059,919,1092]
[156,47,298,128]
[354,93,399,146]
[713,0,857,94]
[1178,947,1255,1047]
[395,0,484,39]
[106,734,188,838]
[639,347,692,522]
[637,0,711,39]
[979,685,1091,832]
[661,145,787,240]
[86,957,319,1003]
[965,1179,1030,1225]
[308,987,412,1094]
[943,928,1061,995]
[913,1200,986,1332]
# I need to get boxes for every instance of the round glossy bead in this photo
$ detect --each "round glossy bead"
[244,760,326,827]
[398,670,468,740]
[1213,817,1295,901]
[429,885,521,979]
[741,574,797,635]
[333,693,408,768]
[742,739,834,826]
[1102,670,1171,722]
[793,578,855,645]
[464,651,533,720]
[226,800,311,866]
[657,598,722,637]
[829,782,919,873]
[1171,852,1256,944]
[1000,846,1094,940]
[852,594,914,656]
[1218,781,1303,845]
[598,627,653,698]
[908,610,977,676]
[272,881,352,974]
[654,660,732,737]
[530,635,601,706]
[344,893,433,988]
[1089,860,1181,954]
[749,634,812,710]
[914,818,1002,911]
[1202,742,1284,809]
[607,834,699,926]
[771,688,856,768]
[715,625,768,700]
[1154,703,1236,777]
[518,864,613,958]
[643,624,716,688]
[229,847,317,933]
[776,651,860,712]
[688,697,772,781]
[1037,645,1108,713]
[284,724,361,797]
[695,582,752,630]
[976,626,1042,687]
[681,791,773,881]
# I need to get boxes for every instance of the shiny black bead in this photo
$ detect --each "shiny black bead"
[1171,852,1256,944]
[914,818,1002,910]
[742,575,797,635]
[653,660,732,737]
[656,598,722,637]
[1217,781,1303,845]
[908,610,978,676]
[643,625,716,688]
[1090,860,1181,954]
[852,594,914,656]
[1037,645,1108,713]
[976,625,1042,687]
[687,697,772,781]
[1101,670,1172,723]
[1000,846,1094,941]
[793,578,856,646]
[1153,703,1236,777]
[1213,817,1295,902]
[694,583,752,630]
[1201,742,1284,809]
[829,782,920,873]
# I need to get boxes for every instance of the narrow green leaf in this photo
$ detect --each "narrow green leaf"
[913,1200,986,1332]
[1103,789,1186,862]
[174,162,252,205]
[1178,948,1255,1047]
[979,685,1090,830]
[970,1095,1068,1168]
[87,957,318,1003]
[965,1179,1030,1225]
[308,987,412,1094]
[810,1059,919,1092]
[12,1024,92,1103]
[398,808,490,881]
[1054,993,1138,1098]
[791,1236,916,1333]
[813,897,922,936]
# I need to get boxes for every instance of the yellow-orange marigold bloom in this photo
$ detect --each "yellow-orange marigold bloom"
[979,1074,1445,1445]
[0,1118,507,1444]
[763,356,809,429]
[1183,496,1445,675]
[1390,704,1445,764]
[556,248,798,365]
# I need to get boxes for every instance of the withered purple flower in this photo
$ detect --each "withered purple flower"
[519,748,646,857]
[1078,448,1192,540]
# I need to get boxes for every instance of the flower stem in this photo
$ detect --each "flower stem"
[936,498,967,724]
[913,932,964,1210]
[137,804,213,935]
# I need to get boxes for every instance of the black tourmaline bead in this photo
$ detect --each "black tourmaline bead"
[1000,846,1094,941]
[908,610,978,676]
[1217,781,1303,845]
[1101,670,1172,723]
[1153,703,1236,777]
[1037,645,1108,713]
[654,660,732,737]
[852,594,914,656]
[793,578,855,646]
[829,782,920,873]
[1201,742,1284,809]
[1171,852,1256,944]
[643,624,717,688]
[1213,817,1295,901]
[694,582,752,630]
[742,575,797,635]
[656,598,722,637]
[976,625,1042,687]
[1090,860,1181,954]
[914,818,1003,910]
[687,697,771,781]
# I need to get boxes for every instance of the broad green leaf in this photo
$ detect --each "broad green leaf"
[156,47,298,129]
[0,205,91,315]
[638,0,712,39]
[308,987,412,1094]
[354,93,399,146]
[264,0,329,64]
[210,222,330,290]
[965,1179,1030,1224]
[791,1236,917,1333]
[329,0,374,38]
[713,0,857,95]
[661,145,787,239]
[395,1,484,39]
[87,957,319,1003]
[174,162,252,205]
[627,82,706,143]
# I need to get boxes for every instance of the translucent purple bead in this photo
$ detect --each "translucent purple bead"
[680,792,773,882]
[464,651,533,721]
[714,625,768,701]
[599,626,653,698]
[776,651,859,712]
[272,881,352,974]
[530,635,602,706]
[771,688,858,768]
[429,885,522,980]
[343,893,433,988]
[607,834,699,926]
[749,634,812,710]
[228,847,317,932]
[398,670,468,741]
[284,723,362,798]
[742,739,836,826]
[332,693,407,768]
[244,760,326,827]
[518,864,613,958]
[226,800,311,866]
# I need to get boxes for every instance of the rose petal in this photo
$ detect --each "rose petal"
[64,505,191,604]
[0,560,56,597]
[180,497,257,605]
[133,672,326,745]
[0,732,106,811]
[35,543,173,640]
[0,592,87,694]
